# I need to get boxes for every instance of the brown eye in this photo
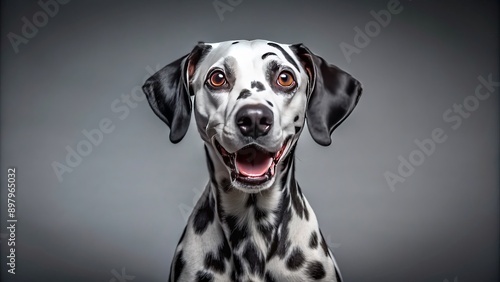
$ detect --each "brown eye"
[209,70,226,87]
[277,71,295,87]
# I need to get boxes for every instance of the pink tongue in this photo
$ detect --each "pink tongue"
[235,147,273,177]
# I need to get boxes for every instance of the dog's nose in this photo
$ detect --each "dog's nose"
[236,104,274,139]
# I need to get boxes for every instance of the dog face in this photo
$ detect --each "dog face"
[143,40,362,192]
[192,41,310,191]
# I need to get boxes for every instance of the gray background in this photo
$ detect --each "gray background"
[1,0,498,281]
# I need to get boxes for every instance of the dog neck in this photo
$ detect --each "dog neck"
[203,144,306,255]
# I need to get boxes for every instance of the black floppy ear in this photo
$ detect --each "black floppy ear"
[290,43,362,146]
[142,43,210,143]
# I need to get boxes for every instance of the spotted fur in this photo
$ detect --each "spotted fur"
[143,40,363,281]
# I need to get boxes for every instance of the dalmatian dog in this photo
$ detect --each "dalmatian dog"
[142,39,362,282]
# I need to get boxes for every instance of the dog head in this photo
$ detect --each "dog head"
[143,40,362,192]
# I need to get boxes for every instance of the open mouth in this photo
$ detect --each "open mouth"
[214,139,289,186]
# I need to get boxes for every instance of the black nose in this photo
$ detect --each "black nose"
[236,104,274,139]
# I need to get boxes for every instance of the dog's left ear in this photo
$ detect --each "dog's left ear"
[142,43,210,143]
[290,44,362,146]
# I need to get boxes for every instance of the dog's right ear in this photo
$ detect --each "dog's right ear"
[290,43,362,146]
[142,43,211,143]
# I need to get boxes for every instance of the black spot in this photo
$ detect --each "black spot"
[265,271,277,282]
[286,247,306,270]
[265,61,281,85]
[238,89,252,99]
[257,223,273,242]
[294,115,299,122]
[220,237,231,260]
[274,189,289,225]
[254,207,267,222]
[196,270,214,282]
[298,184,310,221]
[280,146,295,173]
[306,261,326,280]
[276,208,292,259]
[290,180,304,219]
[267,42,300,71]
[243,242,265,277]
[233,255,244,276]
[266,232,279,261]
[303,202,309,221]
[335,266,342,282]
[261,52,277,60]
[225,215,248,248]
[204,146,217,186]
[279,161,290,188]
[267,180,292,261]
[319,231,330,257]
[204,251,225,273]
[193,196,215,234]
[246,194,257,207]
[266,100,274,107]
[231,270,237,282]
[215,187,225,221]
[232,41,239,45]
[309,231,319,249]
[295,126,301,134]
[274,178,291,224]
[173,250,185,281]
[251,81,266,91]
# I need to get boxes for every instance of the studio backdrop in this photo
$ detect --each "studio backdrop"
[0,1,498,281]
